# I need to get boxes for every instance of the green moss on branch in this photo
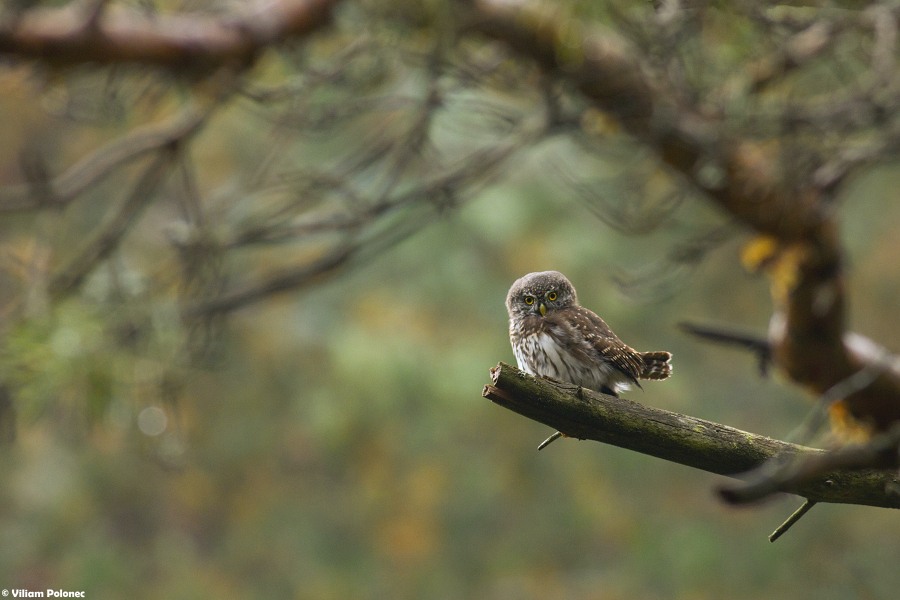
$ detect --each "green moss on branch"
[483,362,900,509]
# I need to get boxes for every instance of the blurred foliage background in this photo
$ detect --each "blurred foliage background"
[2,1,900,599]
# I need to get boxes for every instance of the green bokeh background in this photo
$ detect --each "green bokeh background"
[2,2,900,599]
[4,183,900,599]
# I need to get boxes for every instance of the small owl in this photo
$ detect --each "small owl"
[506,270,672,399]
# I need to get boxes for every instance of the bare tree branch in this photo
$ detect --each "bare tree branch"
[484,363,900,509]
[184,125,540,316]
[720,424,900,506]
[0,107,208,213]
[746,21,836,94]
[679,321,771,376]
[181,242,356,318]
[0,0,341,70]
[47,148,177,300]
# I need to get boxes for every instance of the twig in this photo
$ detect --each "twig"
[769,499,817,543]
[747,21,835,93]
[537,431,563,451]
[181,244,357,318]
[47,149,177,300]
[189,123,540,315]
[679,321,771,376]
[0,107,207,213]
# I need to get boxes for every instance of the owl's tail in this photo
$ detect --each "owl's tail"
[640,351,673,380]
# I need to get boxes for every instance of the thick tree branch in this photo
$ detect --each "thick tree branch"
[0,0,340,70]
[721,424,900,505]
[484,363,900,509]
[465,0,824,241]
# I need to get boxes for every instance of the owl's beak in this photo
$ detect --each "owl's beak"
[538,303,547,317]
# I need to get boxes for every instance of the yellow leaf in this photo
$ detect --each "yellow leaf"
[740,236,779,273]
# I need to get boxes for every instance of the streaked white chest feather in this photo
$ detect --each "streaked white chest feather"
[513,332,632,394]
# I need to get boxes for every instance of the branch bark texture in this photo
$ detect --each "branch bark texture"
[484,363,900,509]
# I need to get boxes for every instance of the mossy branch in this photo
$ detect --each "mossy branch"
[483,362,900,510]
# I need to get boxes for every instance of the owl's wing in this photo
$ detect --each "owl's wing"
[566,306,644,386]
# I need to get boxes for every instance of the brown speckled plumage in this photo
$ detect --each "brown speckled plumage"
[506,271,672,396]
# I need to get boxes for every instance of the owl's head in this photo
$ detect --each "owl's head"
[505,271,578,318]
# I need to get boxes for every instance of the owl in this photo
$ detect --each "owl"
[506,271,672,446]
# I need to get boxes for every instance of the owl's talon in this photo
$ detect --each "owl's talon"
[537,430,564,450]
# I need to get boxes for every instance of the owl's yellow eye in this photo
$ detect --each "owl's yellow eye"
[523,295,535,305]
[546,291,558,301]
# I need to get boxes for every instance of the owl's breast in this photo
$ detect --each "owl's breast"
[511,331,632,394]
